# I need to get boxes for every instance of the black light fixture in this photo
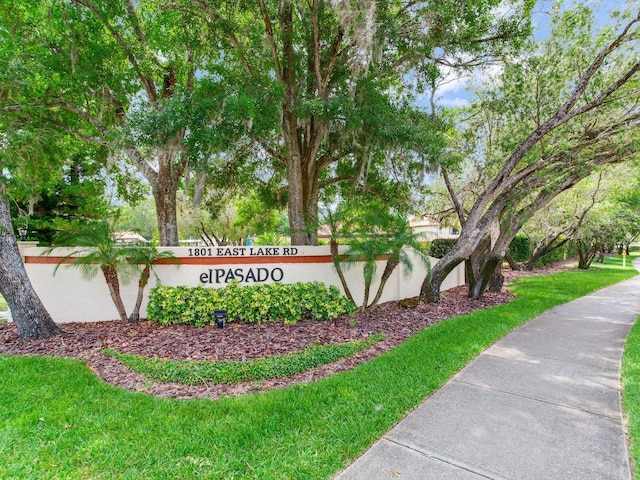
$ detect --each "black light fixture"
[17,227,27,241]
[214,309,228,329]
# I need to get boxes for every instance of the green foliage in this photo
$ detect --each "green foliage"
[417,242,432,255]
[9,153,110,246]
[623,312,640,475]
[429,238,458,258]
[0,257,633,479]
[50,220,137,284]
[232,191,284,238]
[50,220,175,323]
[147,281,357,326]
[537,244,577,266]
[508,236,531,262]
[104,334,384,385]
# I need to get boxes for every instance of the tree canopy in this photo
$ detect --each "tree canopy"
[421,3,640,301]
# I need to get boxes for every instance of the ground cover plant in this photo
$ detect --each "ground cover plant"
[0,256,636,479]
[104,333,385,385]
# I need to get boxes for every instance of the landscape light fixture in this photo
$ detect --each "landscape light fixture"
[214,309,228,329]
[17,227,27,241]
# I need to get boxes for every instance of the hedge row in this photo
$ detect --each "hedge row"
[428,238,458,258]
[508,236,531,262]
[146,281,357,326]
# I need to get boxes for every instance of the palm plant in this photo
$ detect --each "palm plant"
[125,243,177,322]
[336,210,430,312]
[323,209,355,304]
[344,232,389,312]
[49,221,140,323]
[368,216,430,309]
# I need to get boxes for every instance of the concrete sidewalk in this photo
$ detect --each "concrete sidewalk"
[336,265,640,480]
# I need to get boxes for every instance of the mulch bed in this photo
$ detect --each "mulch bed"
[0,263,571,400]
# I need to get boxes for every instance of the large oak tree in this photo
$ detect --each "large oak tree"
[189,0,534,244]
[0,0,247,246]
[421,4,640,302]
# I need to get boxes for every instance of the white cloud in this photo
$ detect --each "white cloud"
[439,97,471,108]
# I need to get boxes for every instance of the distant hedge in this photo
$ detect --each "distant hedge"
[147,281,357,326]
[428,238,458,258]
[538,244,578,266]
[508,236,531,262]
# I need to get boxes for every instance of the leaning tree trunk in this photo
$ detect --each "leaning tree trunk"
[489,262,505,293]
[468,254,504,299]
[0,192,63,339]
[420,245,469,303]
[466,233,492,298]
[368,259,399,310]
[330,239,355,304]
[505,252,522,271]
[525,237,571,271]
[129,265,150,323]
[101,266,129,323]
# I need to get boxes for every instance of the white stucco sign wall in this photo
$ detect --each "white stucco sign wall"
[19,244,465,323]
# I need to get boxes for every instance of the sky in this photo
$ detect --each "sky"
[434,0,631,109]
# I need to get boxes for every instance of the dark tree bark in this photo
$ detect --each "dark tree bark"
[129,264,150,323]
[576,240,595,269]
[0,192,64,339]
[466,233,492,298]
[421,16,640,302]
[368,259,399,309]
[101,265,130,323]
[330,239,355,304]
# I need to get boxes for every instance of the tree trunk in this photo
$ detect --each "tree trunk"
[129,265,150,323]
[330,239,355,304]
[505,252,522,271]
[575,240,593,269]
[368,259,399,309]
[127,141,185,247]
[283,119,321,246]
[152,182,179,247]
[0,193,63,339]
[283,116,309,245]
[361,279,371,313]
[466,234,491,298]
[525,236,571,270]
[489,263,505,293]
[101,265,129,323]
[420,246,468,303]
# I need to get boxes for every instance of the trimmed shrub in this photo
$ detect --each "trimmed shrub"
[147,281,357,326]
[417,241,431,256]
[428,238,458,258]
[508,236,531,262]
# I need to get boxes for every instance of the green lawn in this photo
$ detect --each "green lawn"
[0,294,7,312]
[622,313,640,478]
[1,256,636,479]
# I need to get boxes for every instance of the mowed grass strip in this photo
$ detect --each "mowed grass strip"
[104,333,385,385]
[0,256,636,479]
[622,309,640,478]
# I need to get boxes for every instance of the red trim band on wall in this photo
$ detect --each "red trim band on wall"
[24,254,389,265]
